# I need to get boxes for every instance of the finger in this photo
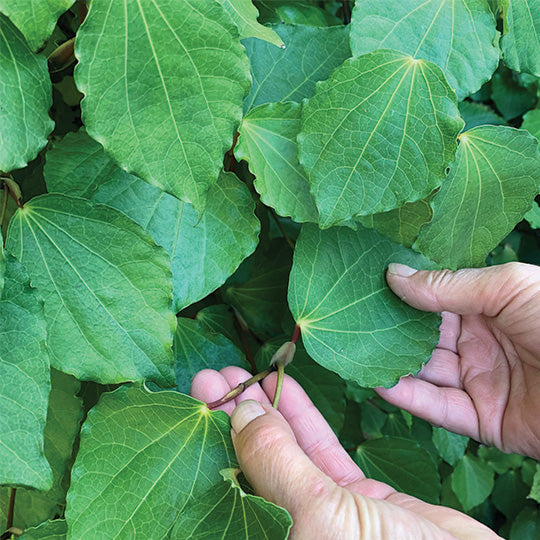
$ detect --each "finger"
[219,366,273,407]
[230,400,338,522]
[386,262,531,317]
[191,369,236,414]
[438,311,461,353]
[375,376,480,441]
[416,348,462,388]
[261,372,365,487]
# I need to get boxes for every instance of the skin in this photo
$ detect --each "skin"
[191,261,540,539]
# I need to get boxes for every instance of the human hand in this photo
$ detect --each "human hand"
[191,367,500,540]
[379,261,540,459]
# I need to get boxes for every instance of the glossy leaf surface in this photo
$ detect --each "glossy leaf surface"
[299,50,463,227]
[350,0,499,99]
[288,224,441,387]
[6,194,176,385]
[415,126,540,269]
[0,15,54,172]
[74,0,251,212]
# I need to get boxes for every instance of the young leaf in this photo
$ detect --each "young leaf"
[6,194,176,386]
[500,0,540,76]
[299,50,463,228]
[172,318,249,394]
[451,455,494,511]
[45,131,261,312]
[0,15,54,172]
[0,255,51,490]
[350,0,500,99]
[74,0,251,212]
[171,468,292,539]
[354,437,441,503]
[288,224,441,388]
[236,102,319,223]
[0,370,83,530]
[243,24,351,111]
[0,0,74,51]
[18,519,67,540]
[415,126,540,269]
[216,0,284,47]
[432,427,469,466]
[65,386,284,539]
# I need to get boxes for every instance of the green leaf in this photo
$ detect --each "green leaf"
[354,437,441,503]
[350,0,500,99]
[216,0,284,47]
[451,455,494,511]
[491,66,538,120]
[0,254,51,490]
[415,126,540,269]
[6,194,176,385]
[256,1,341,26]
[432,427,468,466]
[172,318,249,394]
[171,468,292,539]
[45,131,260,312]
[510,507,540,540]
[524,203,540,229]
[74,0,251,212]
[195,304,241,348]
[255,339,347,433]
[298,50,463,228]
[65,385,282,538]
[288,224,441,388]
[0,14,54,172]
[500,0,540,76]
[243,23,351,111]
[458,101,506,131]
[236,102,318,223]
[477,445,524,475]
[356,196,434,248]
[528,464,540,503]
[0,0,74,50]
[1,370,83,530]
[18,520,67,540]
[522,108,540,140]
[492,470,530,519]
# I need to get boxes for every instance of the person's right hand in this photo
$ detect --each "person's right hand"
[378,262,540,459]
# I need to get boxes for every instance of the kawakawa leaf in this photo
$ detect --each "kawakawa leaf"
[0,371,83,530]
[0,0,74,51]
[65,386,289,539]
[171,468,292,539]
[0,254,51,489]
[172,318,249,394]
[451,454,494,511]
[500,0,540,76]
[243,23,351,111]
[6,194,176,386]
[18,519,67,540]
[45,131,260,312]
[216,0,284,47]
[288,224,441,388]
[522,108,540,140]
[0,14,54,172]
[236,102,319,223]
[298,50,464,228]
[415,126,540,269]
[350,0,500,99]
[74,0,251,212]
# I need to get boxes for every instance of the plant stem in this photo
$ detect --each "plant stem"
[269,210,295,249]
[291,323,301,345]
[272,362,284,409]
[207,367,275,409]
[48,38,75,72]
[6,488,16,530]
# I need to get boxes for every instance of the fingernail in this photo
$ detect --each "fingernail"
[387,263,417,277]
[231,400,266,433]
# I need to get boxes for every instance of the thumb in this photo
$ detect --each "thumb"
[386,262,528,316]
[230,400,336,519]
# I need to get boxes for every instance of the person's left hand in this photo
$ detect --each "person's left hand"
[191,367,500,540]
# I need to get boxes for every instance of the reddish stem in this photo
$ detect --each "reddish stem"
[291,324,301,345]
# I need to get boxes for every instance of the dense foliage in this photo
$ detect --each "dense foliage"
[1,0,540,538]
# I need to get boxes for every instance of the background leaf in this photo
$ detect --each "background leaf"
[74,0,251,212]
[0,15,54,172]
[288,224,441,387]
[451,455,494,511]
[236,102,318,223]
[432,427,469,466]
[415,126,540,269]
[243,23,351,111]
[18,519,67,540]
[458,101,506,131]
[350,0,500,99]
[522,108,540,140]
[298,50,463,227]
[0,255,51,489]
[0,0,74,51]
[6,194,176,385]
[354,437,441,503]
